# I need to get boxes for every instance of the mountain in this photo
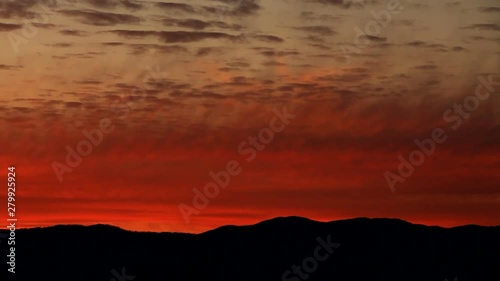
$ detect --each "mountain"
[1,217,499,281]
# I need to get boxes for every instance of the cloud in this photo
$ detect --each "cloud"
[467,35,500,42]
[46,43,73,48]
[74,79,102,85]
[407,41,450,52]
[209,21,243,30]
[127,44,188,55]
[300,11,339,21]
[463,24,500,31]
[451,46,466,52]
[156,0,261,17]
[163,18,210,30]
[215,0,260,16]
[0,22,22,31]
[60,9,141,26]
[155,2,195,13]
[108,30,243,43]
[84,0,119,9]
[121,0,143,10]
[252,34,284,43]
[65,101,83,108]
[262,61,286,66]
[226,61,250,68]
[83,0,144,10]
[196,47,224,56]
[0,0,37,19]
[309,43,331,50]
[294,26,336,36]
[101,42,125,46]
[413,64,438,70]
[162,18,243,31]
[52,51,105,59]
[0,64,23,70]
[479,7,500,13]
[361,35,386,42]
[59,29,89,36]
[257,49,300,57]
[32,23,57,28]
[310,0,344,4]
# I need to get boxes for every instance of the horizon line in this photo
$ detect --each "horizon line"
[5,216,499,234]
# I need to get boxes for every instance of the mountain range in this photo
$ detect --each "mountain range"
[1,217,499,281]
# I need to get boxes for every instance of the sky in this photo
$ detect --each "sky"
[0,0,499,233]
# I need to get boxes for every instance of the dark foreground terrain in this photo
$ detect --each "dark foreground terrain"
[1,217,499,281]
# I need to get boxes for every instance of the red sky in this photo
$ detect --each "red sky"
[0,0,499,233]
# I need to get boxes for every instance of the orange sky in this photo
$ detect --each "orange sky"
[0,0,499,233]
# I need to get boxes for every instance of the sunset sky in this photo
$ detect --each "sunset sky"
[0,0,499,233]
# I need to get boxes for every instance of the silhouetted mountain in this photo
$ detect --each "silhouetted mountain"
[1,217,499,281]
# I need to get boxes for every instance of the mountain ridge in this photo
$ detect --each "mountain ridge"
[8,216,498,235]
[1,216,499,281]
